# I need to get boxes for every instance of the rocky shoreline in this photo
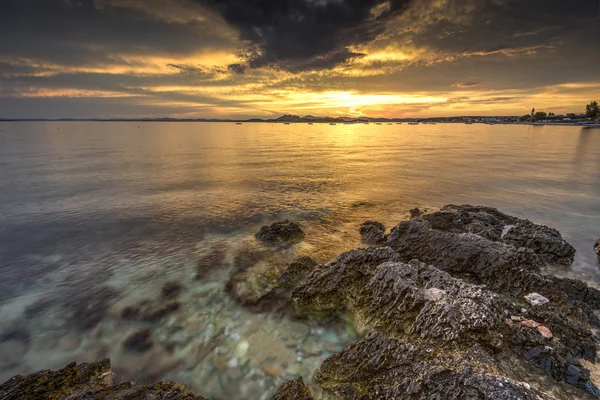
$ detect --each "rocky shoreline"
[2,205,600,399]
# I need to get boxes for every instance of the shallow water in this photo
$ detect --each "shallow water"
[0,122,599,398]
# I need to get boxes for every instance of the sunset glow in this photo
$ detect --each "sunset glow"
[0,0,598,119]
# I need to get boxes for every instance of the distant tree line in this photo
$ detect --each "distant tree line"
[519,101,598,122]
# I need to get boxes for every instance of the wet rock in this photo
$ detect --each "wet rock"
[503,221,576,265]
[409,207,423,219]
[278,256,318,288]
[359,221,387,245]
[255,220,304,243]
[422,204,515,241]
[121,301,180,322]
[296,259,503,346]
[315,333,549,400]
[292,247,402,313]
[269,377,314,400]
[0,359,207,400]
[525,293,549,307]
[595,239,600,255]
[162,281,184,299]
[123,328,153,353]
[384,219,600,310]
[421,205,576,265]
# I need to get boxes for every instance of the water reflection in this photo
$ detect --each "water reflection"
[0,122,600,398]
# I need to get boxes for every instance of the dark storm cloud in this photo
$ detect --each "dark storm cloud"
[198,0,414,71]
[0,0,236,67]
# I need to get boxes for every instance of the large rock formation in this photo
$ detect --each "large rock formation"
[420,204,576,265]
[0,359,207,400]
[315,333,550,400]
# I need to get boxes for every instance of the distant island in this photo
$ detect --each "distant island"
[1,99,599,126]
[0,113,595,125]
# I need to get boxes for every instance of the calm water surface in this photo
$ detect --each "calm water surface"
[0,122,599,398]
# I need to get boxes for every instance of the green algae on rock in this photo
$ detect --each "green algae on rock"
[0,359,207,400]
[269,377,314,400]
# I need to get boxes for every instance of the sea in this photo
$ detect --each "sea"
[0,121,599,399]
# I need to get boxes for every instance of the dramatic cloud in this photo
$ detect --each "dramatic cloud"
[0,0,598,118]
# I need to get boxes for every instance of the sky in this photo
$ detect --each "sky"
[0,0,599,119]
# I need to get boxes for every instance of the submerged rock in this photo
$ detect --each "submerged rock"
[161,281,184,300]
[315,333,549,400]
[255,220,305,243]
[121,301,180,322]
[269,377,314,400]
[123,328,153,353]
[0,359,207,400]
[359,221,387,245]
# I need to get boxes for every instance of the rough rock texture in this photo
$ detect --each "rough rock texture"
[421,204,576,265]
[269,377,314,400]
[255,220,305,243]
[356,262,504,345]
[421,204,517,241]
[359,221,387,245]
[292,247,402,313]
[315,333,550,400]
[595,239,600,256]
[385,219,600,309]
[0,359,207,400]
[161,281,184,300]
[503,222,576,265]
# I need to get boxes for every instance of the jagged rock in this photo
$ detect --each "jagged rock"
[384,219,600,309]
[409,207,423,219]
[269,377,314,400]
[0,359,207,400]
[315,333,550,400]
[422,204,516,241]
[292,247,402,313]
[503,222,576,265]
[357,261,504,344]
[123,328,153,353]
[162,281,184,299]
[386,218,542,292]
[278,256,318,288]
[524,293,549,307]
[595,239,600,256]
[359,221,387,245]
[121,301,180,322]
[420,205,576,265]
[255,220,304,243]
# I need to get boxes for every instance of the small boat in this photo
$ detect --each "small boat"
[396,122,403,125]
[387,123,393,125]
[376,122,382,125]
[284,122,291,125]
[235,122,242,125]
[308,122,313,125]
[408,122,419,125]
[329,123,336,126]
[465,122,473,125]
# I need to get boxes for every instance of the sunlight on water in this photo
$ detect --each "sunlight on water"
[0,122,599,398]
